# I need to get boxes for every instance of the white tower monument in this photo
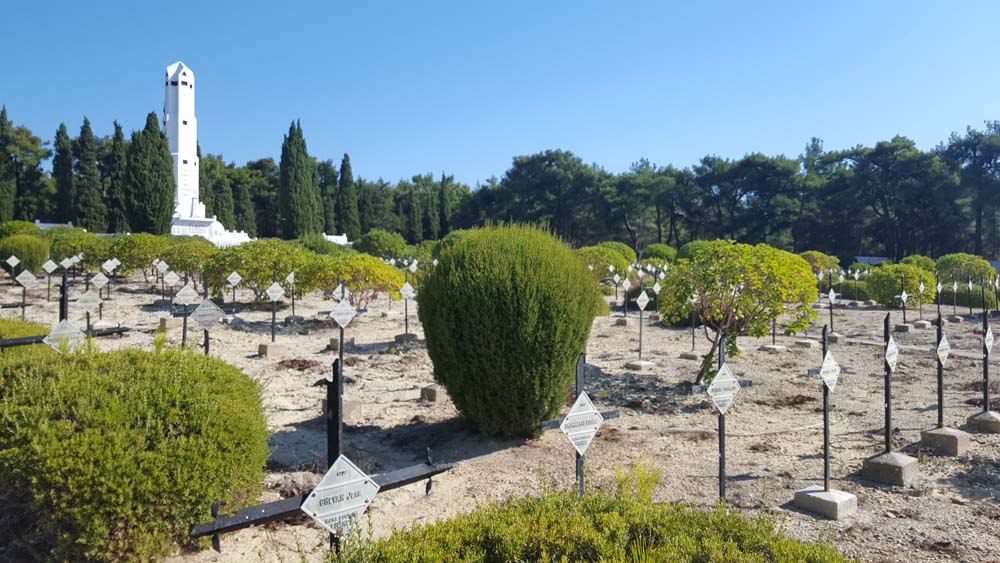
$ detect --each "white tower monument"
[164,61,250,246]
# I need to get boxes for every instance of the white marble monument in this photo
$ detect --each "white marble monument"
[164,61,251,247]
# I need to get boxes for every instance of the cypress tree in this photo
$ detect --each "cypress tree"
[74,117,107,232]
[228,166,257,236]
[205,154,235,227]
[278,120,322,238]
[438,173,451,237]
[53,123,75,224]
[0,106,15,222]
[125,112,175,234]
[407,187,423,244]
[334,153,361,240]
[317,159,338,234]
[105,121,129,233]
[422,192,439,241]
[197,144,213,218]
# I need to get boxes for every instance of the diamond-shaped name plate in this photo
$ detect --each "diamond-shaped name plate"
[192,299,225,331]
[175,284,200,306]
[652,282,662,294]
[560,391,604,456]
[827,288,837,304]
[42,260,58,274]
[5,255,19,268]
[156,261,170,274]
[885,336,899,372]
[286,271,296,285]
[408,261,418,273]
[163,271,180,287]
[622,279,632,291]
[227,271,243,286]
[612,273,621,284]
[301,455,380,536]
[937,335,951,367]
[986,326,994,355]
[15,270,36,289]
[818,350,841,392]
[265,282,285,302]
[399,282,415,300]
[43,320,86,354]
[59,258,73,269]
[77,290,102,314]
[91,272,109,289]
[707,364,740,415]
[636,291,650,311]
[331,298,357,329]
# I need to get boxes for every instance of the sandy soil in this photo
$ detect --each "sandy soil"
[3,274,999,563]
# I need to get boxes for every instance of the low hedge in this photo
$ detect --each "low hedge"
[331,467,853,563]
[937,286,999,311]
[829,280,870,302]
[0,347,269,562]
[0,220,43,239]
[0,234,49,274]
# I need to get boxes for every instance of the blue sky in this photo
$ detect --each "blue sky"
[4,1,999,186]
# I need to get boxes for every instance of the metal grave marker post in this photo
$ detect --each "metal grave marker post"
[818,328,839,489]
[951,280,958,316]
[635,289,650,359]
[176,282,200,347]
[707,335,739,501]
[968,280,974,316]
[192,298,225,355]
[827,288,837,333]
[227,271,242,314]
[982,304,992,417]
[77,290,101,332]
[918,281,926,320]
[163,270,180,306]
[286,271,296,316]
[91,272,108,304]
[5,254,19,284]
[43,259,57,301]
[612,273,621,313]
[621,278,632,317]
[560,389,604,494]
[897,287,909,324]
[300,454,380,537]
[399,281,415,339]
[883,318,898,453]
[15,270,35,320]
[936,286,947,428]
[688,293,698,351]
[265,275,284,343]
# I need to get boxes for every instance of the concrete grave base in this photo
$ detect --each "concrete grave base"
[758,344,787,353]
[394,333,418,345]
[861,451,918,486]
[893,324,911,333]
[614,318,630,327]
[258,342,284,357]
[947,315,964,323]
[794,339,817,348]
[679,351,700,360]
[848,301,860,307]
[865,300,878,306]
[421,384,440,402]
[828,333,844,344]
[912,320,932,330]
[158,317,180,331]
[920,427,971,456]
[624,360,655,371]
[792,486,858,520]
[966,410,1000,433]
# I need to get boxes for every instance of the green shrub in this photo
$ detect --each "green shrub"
[0,319,51,366]
[831,280,870,302]
[0,347,269,562]
[899,254,935,272]
[799,250,840,272]
[937,283,999,311]
[576,245,628,282]
[936,252,994,283]
[640,243,676,263]
[160,236,218,275]
[109,233,171,278]
[432,229,469,259]
[203,238,314,299]
[676,239,713,261]
[598,241,637,264]
[42,225,90,260]
[299,252,403,309]
[331,467,853,563]
[865,263,936,307]
[297,233,354,256]
[0,234,49,274]
[0,220,43,239]
[418,225,598,437]
[354,228,407,258]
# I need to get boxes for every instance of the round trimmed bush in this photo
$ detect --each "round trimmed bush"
[676,240,713,261]
[0,220,43,239]
[110,233,171,275]
[0,234,49,274]
[299,252,403,309]
[866,263,936,307]
[432,229,469,259]
[799,250,840,272]
[936,252,994,283]
[576,245,628,282]
[160,236,218,275]
[899,254,935,272]
[640,243,676,262]
[598,241,636,264]
[418,225,598,437]
[354,228,406,258]
[297,233,355,256]
[0,347,269,562]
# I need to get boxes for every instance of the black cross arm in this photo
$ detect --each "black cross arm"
[0,326,129,349]
[540,409,620,431]
[189,461,453,539]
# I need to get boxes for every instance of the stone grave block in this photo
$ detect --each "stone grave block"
[966,411,1000,433]
[793,486,857,520]
[920,427,970,456]
[861,451,918,486]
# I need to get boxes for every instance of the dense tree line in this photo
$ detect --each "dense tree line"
[1,103,999,260]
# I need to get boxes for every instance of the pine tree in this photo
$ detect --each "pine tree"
[74,117,107,232]
[0,106,15,222]
[53,123,75,224]
[125,113,175,234]
[105,121,129,232]
[334,153,361,240]
[278,121,322,238]
[438,173,451,237]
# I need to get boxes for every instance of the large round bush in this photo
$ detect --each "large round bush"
[418,225,598,437]
[354,228,406,258]
[866,263,936,307]
[640,243,676,263]
[110,233,171,275]
[203,238,314,299]
[0,347,269,562]
[575,245,628,282]
[899,254,935,273]
[300,252,403,309]
[936,252,994,283]
[598,241,637,264]
[160,236,218,275]
[0,220,43,239]
[799,250,840,272]
[0,234,49,274]
[676,240,713,261]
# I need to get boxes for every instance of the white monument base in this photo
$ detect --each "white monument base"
[171,216,251,248]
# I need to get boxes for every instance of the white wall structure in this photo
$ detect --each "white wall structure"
[164,61,250,247]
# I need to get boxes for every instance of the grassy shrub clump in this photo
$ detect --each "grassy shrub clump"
[865,263,936,307]
[298,233,355,256]
[110,233,172,277]
[676,239,712,261]
[0,347,269,562]
[354,228,407,258]
[598,241,637,264]
[0,234,49,274]
[0,220,44,238]
[300,252,403,309]
[899,254,935,272]
[576,245,628,282]
[938,285,999,310]
[331,468,854,563]
[640,242,676,262]
[418,225,598,437]
[0,318,51,368]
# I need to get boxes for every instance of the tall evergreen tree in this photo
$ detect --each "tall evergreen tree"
[317,159,338,234]
[53,123,75,224]
[201,154,235,227]
[437,173,451,237]
[105,121,129,232]
[334,153,361,239]
[125,112,175,234]
[197,144,213,218]
[278,121,322,238]
[74,117,107,232]
[406,186,422,244]
[422,193,439,241]
[0,106,15,222]
[227,165,257,236]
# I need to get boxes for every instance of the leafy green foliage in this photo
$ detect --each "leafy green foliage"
[831,280,870,302]
[0,220,42,238]
[160,236,218,275]
[417,225,597,437]
[865,263,936,307]
[125,113,175,234]
[300,252,403,309]
[354,228,407,258]
[334,153,361,240]
[431,228,469,259]
[0,347,269,562]
[297,233,355,256]
[936,285,998,310]
[330,466,853,563]
[52,123,75,224]
[203,238,314,299]
[576,245,628,282]
[676,240,712,261]
[0,234,48,274]
[936,252,995,283]
[657,241,816,382]
[599,241,637,264]
[105,122,130,233]
[640,243,675,262]
[799,250,840,272]
[109,233,170,275]
[899,254,935,272]
[0,318,50,365]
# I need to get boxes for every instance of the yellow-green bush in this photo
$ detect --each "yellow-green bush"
[160,236,218,276]
[676,240,712,261]
[0,318,50,367]
[799,250,840,272]
[899,254,935,272]
[297,233,355,256]
[866,263,936,308]
[418,225,598,437]
[300,252,403,309]
[354,228,406,258]
[109,233,171,277]
[330,468,853,563]
[0,220,43,239]
[576,245,628,282]
[0,234,49,274]
[598,241,637,264]
[640,243,676,263]
[936,252,994,283]
[0,347,269,562]
[203,238,314,300]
